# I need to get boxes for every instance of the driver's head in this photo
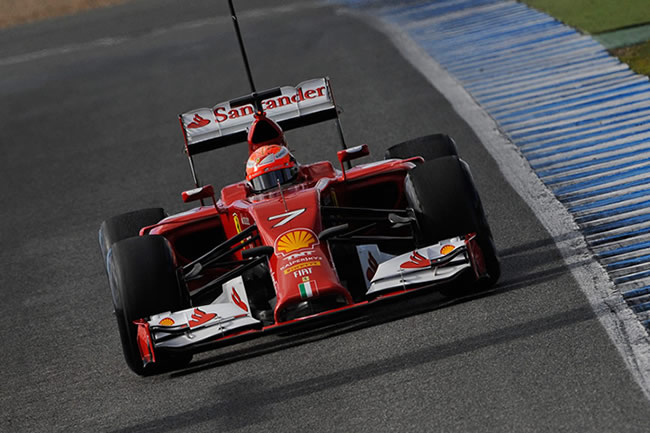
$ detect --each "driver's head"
[246,145,298,192]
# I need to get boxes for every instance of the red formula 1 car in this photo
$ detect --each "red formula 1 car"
[99,76,500,375]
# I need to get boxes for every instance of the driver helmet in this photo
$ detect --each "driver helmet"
[246,145,299,192]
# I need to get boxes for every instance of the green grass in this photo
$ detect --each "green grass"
[613,41,650,76]
[521,0,650,77]
[521,0,650,34]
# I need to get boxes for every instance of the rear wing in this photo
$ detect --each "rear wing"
[179,77,338,156]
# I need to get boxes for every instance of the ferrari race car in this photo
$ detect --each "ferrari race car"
[99,77,500,375]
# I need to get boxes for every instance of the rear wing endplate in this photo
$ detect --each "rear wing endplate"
[179,77,337,156]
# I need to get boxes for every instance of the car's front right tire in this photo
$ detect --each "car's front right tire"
[99,207,166,262]
[385,133,458,161]
[405,156,500,290]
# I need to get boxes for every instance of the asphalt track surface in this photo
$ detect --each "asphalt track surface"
[1,0,650,431]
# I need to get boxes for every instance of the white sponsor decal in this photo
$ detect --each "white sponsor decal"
[293,267,313,278]
[283,250,315,261]
[280,255,324,272]
[268,208,306,228]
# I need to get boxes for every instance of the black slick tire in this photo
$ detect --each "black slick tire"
[107,235,191,375]
[385,133,458,161]
[99,208,166,261]
[405,156,500,289]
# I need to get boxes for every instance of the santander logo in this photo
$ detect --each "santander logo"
[187,114,210,128]
[400,251,430,269]
[188,308,216,328]
[214,86,327,123]
[231,288,248,312]
[366,252,379,281]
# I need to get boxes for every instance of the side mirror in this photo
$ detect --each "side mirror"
[337,144,369,164]
[182,184,215,204]
[337,144,369,180]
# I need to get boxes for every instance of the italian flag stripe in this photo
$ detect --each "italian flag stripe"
[298,281,316,299]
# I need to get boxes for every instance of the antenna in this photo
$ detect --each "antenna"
[228,0,256,94]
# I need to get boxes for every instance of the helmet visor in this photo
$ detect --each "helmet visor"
[250,167,297,192]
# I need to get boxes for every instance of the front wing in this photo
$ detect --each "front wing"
[135,234,486,364]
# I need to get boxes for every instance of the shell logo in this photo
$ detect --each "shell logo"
[440,244,456,255]
[275,229,318,256]
[159,317,175,326]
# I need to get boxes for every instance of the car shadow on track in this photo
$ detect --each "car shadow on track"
[106,235,600,433]
[171,288,463,377]
[496,233,595,295]
[169,234,590,378]
[108,303,595,433]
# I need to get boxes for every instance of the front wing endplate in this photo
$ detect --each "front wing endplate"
[367,235,475,296]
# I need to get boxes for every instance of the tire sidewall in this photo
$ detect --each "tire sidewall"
[108,235,188,375]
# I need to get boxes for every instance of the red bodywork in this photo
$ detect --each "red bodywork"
[146,157,417,325]
[111,78,493,370]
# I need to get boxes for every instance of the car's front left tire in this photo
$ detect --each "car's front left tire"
[107,235,191,375]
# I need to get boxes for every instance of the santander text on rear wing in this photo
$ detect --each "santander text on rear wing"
[179,77,338,155]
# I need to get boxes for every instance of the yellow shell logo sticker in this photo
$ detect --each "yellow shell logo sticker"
[275,229,318,256]
[159,317,175,326]
[440,244,456,255]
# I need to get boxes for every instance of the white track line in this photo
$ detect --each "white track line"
[0,3,324,67]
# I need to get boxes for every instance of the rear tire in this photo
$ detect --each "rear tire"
[405,156,499,290]
[108,235,192,375]
[385,133,458,161]
[99,208,166,261]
